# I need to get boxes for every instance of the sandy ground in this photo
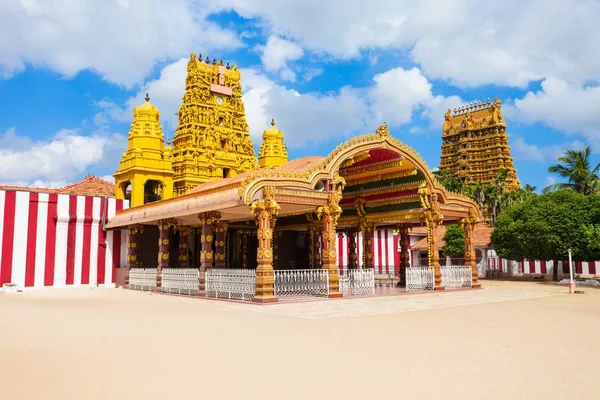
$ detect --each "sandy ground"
[1,281,599,400]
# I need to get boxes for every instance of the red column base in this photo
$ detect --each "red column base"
[328,292,343,298]
[434,285,445,291]
[472,283,482,289]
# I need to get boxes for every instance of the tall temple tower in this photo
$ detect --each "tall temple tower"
[114,94,174,207]
[258,119,288,168]
[171,53,257,196]
[439,98,520,190]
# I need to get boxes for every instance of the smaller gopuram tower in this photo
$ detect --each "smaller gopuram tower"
[114,94,174,207]
[171,53,257,196]
[258,119,288,168]
[440,98,520,190]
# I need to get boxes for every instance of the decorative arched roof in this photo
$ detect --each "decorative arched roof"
[238,124,478,213]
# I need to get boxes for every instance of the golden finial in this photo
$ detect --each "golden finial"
[145,93,150,102]
[271,118,275,126]
[376,122,390,137]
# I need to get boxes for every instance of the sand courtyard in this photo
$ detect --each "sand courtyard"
[1,281,599,399]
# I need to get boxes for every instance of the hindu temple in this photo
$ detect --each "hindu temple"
[106,53,482,303]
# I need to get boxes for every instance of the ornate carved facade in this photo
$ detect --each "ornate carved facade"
[440,98,520,190]
[171,54,257,196]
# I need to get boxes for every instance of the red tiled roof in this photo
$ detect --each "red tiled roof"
[0,175,115,197]
[59,175,115,197]
[411,225,493,250]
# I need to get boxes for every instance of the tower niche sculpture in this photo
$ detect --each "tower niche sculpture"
[171,53,257,196]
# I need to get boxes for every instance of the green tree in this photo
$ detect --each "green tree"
[492,190,600,281]
[441,225,465,258]
[544,145,600,195]
[582,224,600,250]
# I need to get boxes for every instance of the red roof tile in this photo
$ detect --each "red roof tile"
[58,175,115,197]
[0,175,115,197]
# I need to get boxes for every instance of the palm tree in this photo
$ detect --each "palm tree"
[544,146,600,195]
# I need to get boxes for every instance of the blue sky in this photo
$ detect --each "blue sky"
[1,0,599,190]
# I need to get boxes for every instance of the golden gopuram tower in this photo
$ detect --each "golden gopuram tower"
[171,53,257,196]
[115,53,291,207]
[440,98,520,190]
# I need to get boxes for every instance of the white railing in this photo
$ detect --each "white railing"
[441,266,472,289]
[406,267,434,292]
[339,268,375,296]
[162,268,199,295]
[129,268,157,291]
[274,269,329,300]
[205,268,256,301]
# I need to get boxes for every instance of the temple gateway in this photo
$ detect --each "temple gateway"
[105,53,482,303]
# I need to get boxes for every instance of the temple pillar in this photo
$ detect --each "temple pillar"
[239,231,249,269]
[348,228,358,269]
[461,209,481,288]
[125,224,143,288]
[309,223,322,269]
[157,220,171,292]
[360,219,375,270]
[130,179,145,208]
[178,226,190,268]
[424,213,444,291]
[214,221,228,268]
[317,193,343,298]
[198,212,219,292]
[250,187,280,303]
[397,224,410,287]
[273,229,283,269]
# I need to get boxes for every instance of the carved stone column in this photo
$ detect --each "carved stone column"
[214,221,228,268]
[360,219,375,270]
[157,220,171,292]
[348,228,358,269]
[309,223,322,269]
[420,188,444,290]
[273,229,283,269]
[238,230,250,269]
[317,193,343,298]
[125,224,144,288]
[250,187,280,303]
[178,226,190,268]
[198,212,219,292]
[397,224,410,287]
[461,208,481,288]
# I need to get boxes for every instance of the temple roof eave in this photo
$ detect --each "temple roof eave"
[105,188,242,228]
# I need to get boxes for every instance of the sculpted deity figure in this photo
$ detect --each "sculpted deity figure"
[443,109,451,134]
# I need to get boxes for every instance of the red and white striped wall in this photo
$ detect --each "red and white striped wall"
[487,257,600,277]
[336,229,415,274]
[0,190,129,290]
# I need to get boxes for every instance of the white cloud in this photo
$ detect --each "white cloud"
[544,176,556,187]
[107,60,460,149]
[505,79,600,148]
[0,127,125,186]
[207,0,600,88]
[0,0,242,87]
[258,35,303,82]
[511,136,587,163]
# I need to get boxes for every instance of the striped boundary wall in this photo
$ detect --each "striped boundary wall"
[0,189,129,290]
[487,257,599,276]
[336,229,414,274]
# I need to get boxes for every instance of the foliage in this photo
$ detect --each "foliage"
[433,168,537,227]
[582,224,600,250]
[441,225,465,258]
[544,145,600,195]
[492,190,600,280]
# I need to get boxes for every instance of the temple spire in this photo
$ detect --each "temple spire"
[145,92,150,102]
[258,119,288,168]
